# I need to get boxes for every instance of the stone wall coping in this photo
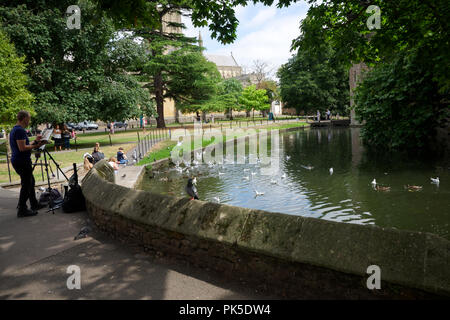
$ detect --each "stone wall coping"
[82,160,450,296]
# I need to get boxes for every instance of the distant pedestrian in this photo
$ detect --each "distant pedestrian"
[326,109,331,120]
[62,124,71,150]
[52,124,62,151]
[317,110,321,122]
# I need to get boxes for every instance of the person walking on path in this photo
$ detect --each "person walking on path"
[9,110,45,217]
[109,122,115,135]
[317,110,321,122]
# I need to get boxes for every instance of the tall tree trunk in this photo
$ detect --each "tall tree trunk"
[154,73,166,128]
[225,108,233,120]
[175,105,180,123]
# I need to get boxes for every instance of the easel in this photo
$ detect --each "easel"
[32,144,69,214]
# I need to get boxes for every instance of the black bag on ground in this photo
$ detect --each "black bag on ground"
[62,163,86,213]
[62,184,86,213]
[39,188,64,206]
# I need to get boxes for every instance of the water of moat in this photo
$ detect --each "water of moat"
[138,128,450,240]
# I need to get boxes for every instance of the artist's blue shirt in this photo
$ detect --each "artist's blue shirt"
[10,125,31,163]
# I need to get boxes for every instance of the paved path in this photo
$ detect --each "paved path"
[0,187,274,300]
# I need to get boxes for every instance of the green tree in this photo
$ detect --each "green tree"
[0,1,153,125]
[0,29,34,129]
[239,85,270,119]
[127,0,224,128]
[278,15,349,117]
[217,78,243,120]
[162,51,222,121]
[354,48,449,150]
[287,0,449,150]
[257,79,279,116]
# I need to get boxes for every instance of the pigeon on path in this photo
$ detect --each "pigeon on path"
[74,226,92,240]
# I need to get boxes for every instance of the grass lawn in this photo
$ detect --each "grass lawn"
[1,119,307,183]
[0,142,136,184]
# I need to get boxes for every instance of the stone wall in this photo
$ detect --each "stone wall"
[82,160,450,299]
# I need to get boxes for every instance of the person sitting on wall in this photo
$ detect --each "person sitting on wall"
[108,156,119,171]
[117,147,128,165]
[92,142,105,164]
[83,153,94,172]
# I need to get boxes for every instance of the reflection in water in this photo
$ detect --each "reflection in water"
[139,128,450,239]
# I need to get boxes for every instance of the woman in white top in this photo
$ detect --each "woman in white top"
[53,124,62,151]
[108,156,119,172]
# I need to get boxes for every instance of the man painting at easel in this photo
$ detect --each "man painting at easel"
[9,111,45,217]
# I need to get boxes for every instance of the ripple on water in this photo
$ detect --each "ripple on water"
[140,128,450,240]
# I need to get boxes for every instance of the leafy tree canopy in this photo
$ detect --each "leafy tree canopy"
[239,85,270,116]
[0,0,154,124]
[0,28,34,129]
[278,14,349,116]
[354,47,449,150]
[291,0,450,94]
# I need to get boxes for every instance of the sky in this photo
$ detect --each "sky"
[182,1,311,80]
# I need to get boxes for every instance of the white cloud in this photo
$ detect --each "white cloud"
[245,7,277,29]
[182,2,309,78]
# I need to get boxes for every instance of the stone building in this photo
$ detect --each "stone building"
[199,32,243,80]
[204,53,242,79]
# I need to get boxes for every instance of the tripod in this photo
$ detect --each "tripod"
[32,145,69,214]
